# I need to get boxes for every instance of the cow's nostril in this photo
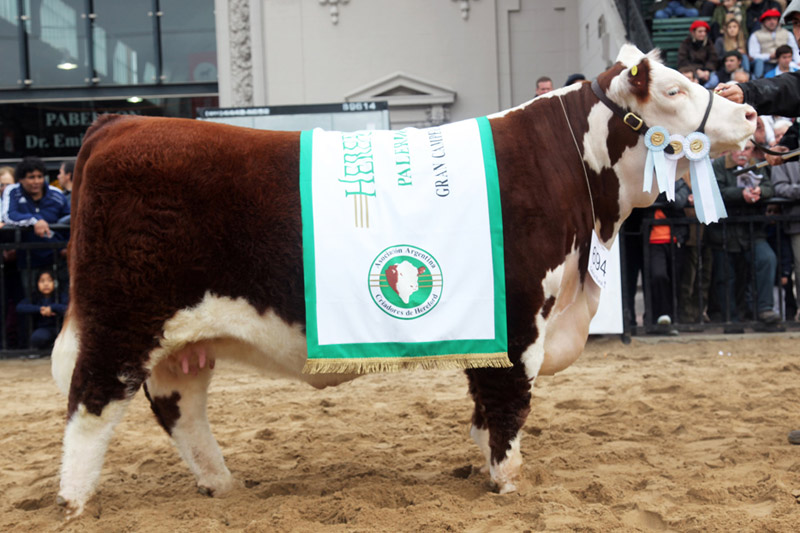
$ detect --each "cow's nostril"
[745,110,757,123]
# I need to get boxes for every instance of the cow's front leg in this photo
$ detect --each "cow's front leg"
[466,356,531,493]
[145,344,237,497]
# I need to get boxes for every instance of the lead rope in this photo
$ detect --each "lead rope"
[558,94,597,229]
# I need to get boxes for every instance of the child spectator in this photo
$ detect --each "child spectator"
[764,44,800,76]
[715,18,751,73]
[16,270,67,350]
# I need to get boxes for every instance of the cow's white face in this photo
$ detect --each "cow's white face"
[609,45,756,156]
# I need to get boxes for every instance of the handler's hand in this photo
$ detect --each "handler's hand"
[714,83,744,104]
[766,145,789,166]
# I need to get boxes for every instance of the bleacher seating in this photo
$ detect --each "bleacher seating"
[651,16,712,68]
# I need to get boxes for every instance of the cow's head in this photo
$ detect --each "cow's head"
[606,44,756,156]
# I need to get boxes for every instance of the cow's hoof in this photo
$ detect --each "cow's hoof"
[197,485,215,497]
[56,494,84,520]
[496,481,518,494]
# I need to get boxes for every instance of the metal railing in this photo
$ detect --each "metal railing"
[620,200,800,337]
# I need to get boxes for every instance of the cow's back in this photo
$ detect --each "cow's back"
[70,115,307,361]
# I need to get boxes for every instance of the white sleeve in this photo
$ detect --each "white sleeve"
[749,33,768,60]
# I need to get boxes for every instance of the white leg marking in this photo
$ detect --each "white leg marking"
[147,362,237,496]
[58,400,128,519]
[470,425,491,474]
[51,313,79,396]
[490,433,523,494]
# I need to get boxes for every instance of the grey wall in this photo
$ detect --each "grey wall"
[216,0,630,127]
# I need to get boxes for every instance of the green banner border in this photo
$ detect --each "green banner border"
[300,117,507,360]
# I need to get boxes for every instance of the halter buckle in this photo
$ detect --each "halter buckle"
[623,112,644,131]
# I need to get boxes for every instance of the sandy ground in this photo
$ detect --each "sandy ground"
[1,334,799,532]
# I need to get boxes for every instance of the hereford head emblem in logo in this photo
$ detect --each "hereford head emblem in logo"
[369,245,443,319]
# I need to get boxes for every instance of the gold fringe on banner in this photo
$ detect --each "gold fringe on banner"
[302,353,512,374]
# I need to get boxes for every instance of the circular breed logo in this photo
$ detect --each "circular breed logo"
[368,245,443,320]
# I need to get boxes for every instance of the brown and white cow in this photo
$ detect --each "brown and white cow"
[51,45,755,518]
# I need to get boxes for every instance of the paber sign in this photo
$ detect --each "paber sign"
[1,95,218,162]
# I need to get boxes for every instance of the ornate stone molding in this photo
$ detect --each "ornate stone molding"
[229,0,253,106]
[319,0,349,25]
[452,0,476,20]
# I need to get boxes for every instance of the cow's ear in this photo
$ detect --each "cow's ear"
[627,58,650,101]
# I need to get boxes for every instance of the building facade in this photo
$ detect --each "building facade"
[0,0,219,167]
[0,0,631,166]
[215,0,629,127]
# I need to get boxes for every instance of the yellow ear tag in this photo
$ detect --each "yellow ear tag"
[631,65,638,76]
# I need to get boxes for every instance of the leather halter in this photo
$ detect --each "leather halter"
[590,78,715,153]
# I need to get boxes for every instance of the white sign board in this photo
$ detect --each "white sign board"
[588,238,623,334]
[197,101,390,131]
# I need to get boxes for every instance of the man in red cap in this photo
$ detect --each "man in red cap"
[679,19,720,88]
[745,0,783,34]
[748,7,800,78]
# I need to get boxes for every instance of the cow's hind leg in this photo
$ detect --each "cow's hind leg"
[466,360,531,493]
[145,344,237,497]
[57,348,146,519]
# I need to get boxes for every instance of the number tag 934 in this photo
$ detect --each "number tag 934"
[588,230,609,289]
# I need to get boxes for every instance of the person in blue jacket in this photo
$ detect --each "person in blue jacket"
[16,270,67,350]
[2,156,70,295]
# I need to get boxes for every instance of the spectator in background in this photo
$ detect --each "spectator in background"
[564,73,585,87]
[15,270,67,351]
[0,166,14,224]
[712,0,745,35]
[732,67,751,82]
[698,0,723,18]
[0,165,22,348]
[706,141,780,325]
[653,0,700,19]
[784,0,800,48]
[679,20,721,88]
[717,50,745,82]
[535,76,553,96]
[715,18,751,73]
[765,44,799,76]
[745,0,783,34]
[679,65,699,82]
[679,176,714,325]
[770,134,800,320]
[748,8,800,78]
[2,156,70,296]
[54,160,73,225]
[645,180,691,334]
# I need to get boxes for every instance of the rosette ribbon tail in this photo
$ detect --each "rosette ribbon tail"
[643,149,655,193]
[690,156,727,224]
[684,131,726,225]
[653,148,674,201]
[643,126,671,198]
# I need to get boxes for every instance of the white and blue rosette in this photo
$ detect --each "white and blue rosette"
[643,126,673,200]
[684,131,726,224]
[664,133,686,196]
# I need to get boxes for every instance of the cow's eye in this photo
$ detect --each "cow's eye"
[667,87,680,97]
